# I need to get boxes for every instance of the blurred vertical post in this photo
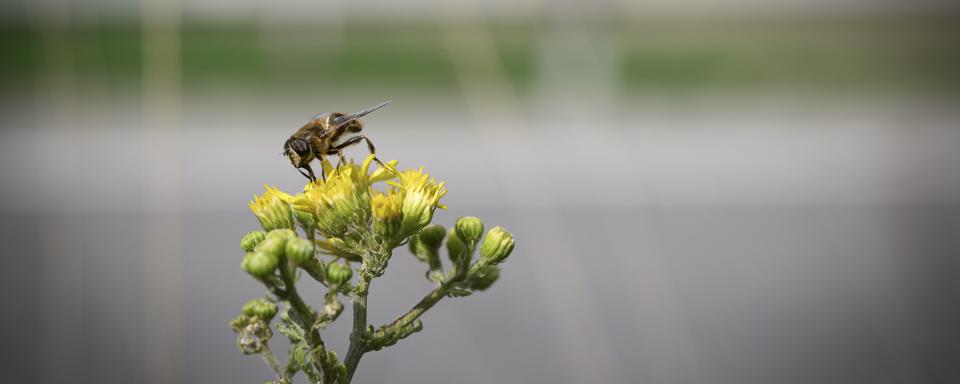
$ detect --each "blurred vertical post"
[437,5,623,383]
[29,1,82,383]
[141,0,183,383]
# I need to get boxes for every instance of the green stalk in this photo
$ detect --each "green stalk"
[374,284,448,340]
[278,258,331,383]
[342,270,372,383]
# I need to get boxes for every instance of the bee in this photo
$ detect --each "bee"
[283,101,390,182]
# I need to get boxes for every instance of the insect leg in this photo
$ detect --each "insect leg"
[298,163,317,182]
[317,156,327,182]
[332,135,386,168]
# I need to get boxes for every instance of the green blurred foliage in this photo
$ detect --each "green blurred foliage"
[2,19,958,93]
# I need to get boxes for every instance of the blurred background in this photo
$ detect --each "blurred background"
[1,0,959,383]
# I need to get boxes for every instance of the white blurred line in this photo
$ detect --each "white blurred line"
[440,10,626,383]
[141,0,184,382]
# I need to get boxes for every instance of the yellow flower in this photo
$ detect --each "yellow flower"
[371,189,404,239]
[292,155,399,239]
[371,190,403,221]
[248,185,295,231]
[284,155,446,243]
[389,167,448,237]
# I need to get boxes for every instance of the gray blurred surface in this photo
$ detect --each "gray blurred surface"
[2,1,960,383]
[2,98,959,383]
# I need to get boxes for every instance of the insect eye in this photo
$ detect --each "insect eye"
[290,139,311,156]
[285,138,311,157]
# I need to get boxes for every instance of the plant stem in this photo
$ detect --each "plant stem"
[279,261,331,382]
[342,270,372,383]
[260,342,285,381]
[280,265,313,320]
[375,284,448,340]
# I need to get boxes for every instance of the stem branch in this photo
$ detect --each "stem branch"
[342,270,372,383]
[279,260,331,383]
[260,342,285,382]
[375,284,448,340]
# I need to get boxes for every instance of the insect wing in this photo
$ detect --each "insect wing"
[333,100,391,128]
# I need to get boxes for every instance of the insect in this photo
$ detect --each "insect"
[283,101,390,182]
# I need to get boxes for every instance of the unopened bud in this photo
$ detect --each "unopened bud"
[255,236,286,257]
[467,265,500,291]
[242,298,278,320]
[267,228,297,241]
[242,251,279,278]
[229,314,249,332]
[285,237,314,265]
[480,226,515,264]
[408,236,428,262]
[446,228,468,264]
[326,263,353,285]
[240,231,266,252]
[418,224,446,249]
[455,216,484,245]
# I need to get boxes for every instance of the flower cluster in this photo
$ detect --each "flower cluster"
[232,154,514,384]
[280,155,446,248]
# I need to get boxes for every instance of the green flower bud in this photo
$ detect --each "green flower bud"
[467,265,500,291]
[418,224,447,249]
[455,216,484,246]
[240,231,267,252]
[242,298,278,320]
[446,228,468,264]
[242,251,279,278]
[229,314,249,332]
[285,237,314,265]
[255,302,278,320]
[255,236,286,257]
[326,263,353,285]
[480,226,515,264]
[407,236,428,262]
[267,228,298,241]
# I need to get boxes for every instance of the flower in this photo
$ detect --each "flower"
[389,168,448,237]
[371,189,404,240]
[257,155,447,249]
[249,185,295,231]
[292,155,398,239]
